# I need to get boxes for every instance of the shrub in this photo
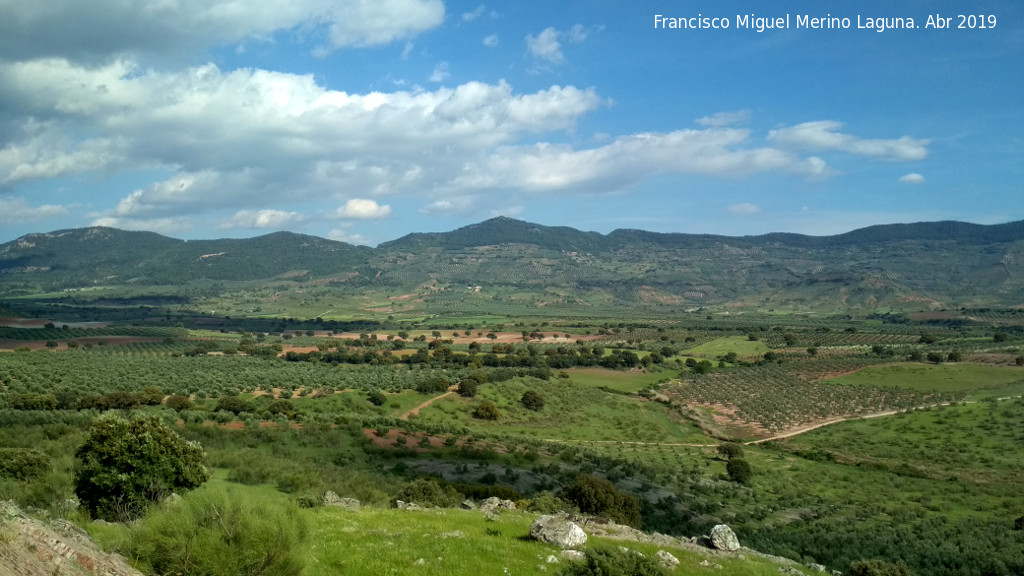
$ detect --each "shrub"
[726,458,753,485]
[0,448,50,480]
[416,376,450,394]
[367,390,387,406]
[473,401,501,420]
[216,396,254,415]
[521,390,545,411]
[457,378,479,398]
[125,485,307,576]
[138,386,165,406]
[8,393,58,411]
[558,546,666,576]
[848,559,914,576]
[716,442,744,460]
[265,399,295,416]
[165,394,194,411]
[561,475,641,528]
[526,490,576,514]
[391,477,463,508]
[75,413,209,522]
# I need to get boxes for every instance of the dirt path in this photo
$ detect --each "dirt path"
[399,390,455,420]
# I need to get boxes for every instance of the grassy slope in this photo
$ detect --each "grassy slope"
[825,362,1024,396]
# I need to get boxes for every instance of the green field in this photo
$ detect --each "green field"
[565,368,673,393]
[682,336,769,360]
[826,362,1024,396]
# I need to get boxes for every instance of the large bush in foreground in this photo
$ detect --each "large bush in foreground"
[74,413,209,521]
[126,485,307,576]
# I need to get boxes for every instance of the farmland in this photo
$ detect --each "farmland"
[2,218,1024,575]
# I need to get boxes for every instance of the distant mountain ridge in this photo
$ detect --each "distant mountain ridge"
[2,218,1023,310]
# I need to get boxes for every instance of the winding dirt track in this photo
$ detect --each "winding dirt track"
[399,390,455,420]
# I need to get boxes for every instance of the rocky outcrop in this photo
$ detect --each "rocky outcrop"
[529,514,587,549]
[479,497,516,516]
[656,550,680,568]
[0,501,143,576]
[709,524,741,551]
[323,491,360,510]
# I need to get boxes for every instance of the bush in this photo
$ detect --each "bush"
[521,390,545,411]
[125,485,307,576]
[473,400,501,420]
[526,490,576,514]
[8,393,58,411]
[265,399,295,416]
[0,448,50,480]
[716,442,744,460]
[727,458,753,485]
[848,559,914,576]
[416,376,450,394]
[75,413,210,522]
[457,378,479,398]
[216,396,254,415]
[164,394,193,411]
[558,546,666,576]
[561,475,641,528]
[367,390,387,406]
[391,477,464,508]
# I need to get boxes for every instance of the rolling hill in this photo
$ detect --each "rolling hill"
[1,218,1022,311]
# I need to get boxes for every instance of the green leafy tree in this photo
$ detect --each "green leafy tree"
[521,390,545,411]
[367,390,387,406]
[561,474,641,528]
[726,458,753,485]
[717,442,744,460]
[216,396,254,415]
[473,400,501,420]
[848,559,913,576]
[164,394,193,411]
[74,414,209,522]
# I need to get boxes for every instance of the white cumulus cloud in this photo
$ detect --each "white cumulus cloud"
[220,209,304,229]
[335,199,392,219]
[0,0,445,62]
[0,197,69,225]
[899,173,925,184]
[526,27,564,64]
[768,121,929,161]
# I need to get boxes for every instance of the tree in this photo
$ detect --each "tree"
[926,352,944,364]
[521,390,545,411]
[473,400,501,420]
[717,442,744,460]
[457,377,479,398]
[216,396,254,415]
[75,414,209,521]
[560,474,641,528]
[726,458,753,485]
[367,390,387,406]
[848,559,913,576]
[164,394,193,411]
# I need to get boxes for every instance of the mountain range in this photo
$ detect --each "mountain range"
[2,217,1023,311]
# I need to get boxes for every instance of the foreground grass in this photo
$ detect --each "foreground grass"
[307,505,805,576]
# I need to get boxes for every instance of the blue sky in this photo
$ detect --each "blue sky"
[1,0,1021,244]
